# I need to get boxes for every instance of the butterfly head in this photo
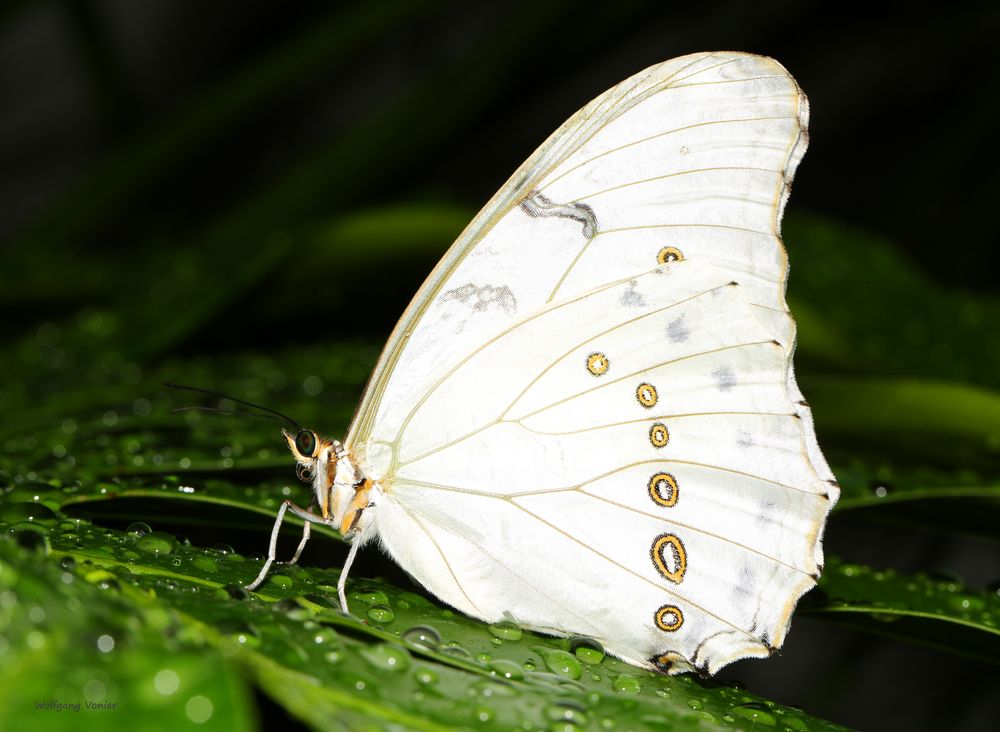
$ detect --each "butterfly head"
[283,426,335,504]
[282,427,368,535]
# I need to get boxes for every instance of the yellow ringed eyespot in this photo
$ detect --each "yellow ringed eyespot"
[654,604,684,632]
[636,382,658,408]
[649,422,669,447]
[586,352,609,376]
[651,533,686,583]
[657,246,684,264]
[648,472,678,507]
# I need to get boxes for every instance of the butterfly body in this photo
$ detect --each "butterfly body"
[250,51,836,676]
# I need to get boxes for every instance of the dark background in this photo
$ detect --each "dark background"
[3,1,999,729]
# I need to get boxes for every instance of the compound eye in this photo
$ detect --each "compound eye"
[295,430,317,458]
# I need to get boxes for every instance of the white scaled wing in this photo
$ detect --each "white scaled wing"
[347,52,837,675]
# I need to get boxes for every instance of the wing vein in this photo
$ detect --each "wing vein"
[507,496,764,643]
[538,116,797,194]
[513,340,777,421]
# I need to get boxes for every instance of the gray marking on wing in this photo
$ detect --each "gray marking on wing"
[730,563,754,610]
[736,429,754,449]
[712,365,736,392]
[755,500,778,530]
[619,280,647,308]
[666,316,690,343]
[519,190,598,238]
[441,283,517,316]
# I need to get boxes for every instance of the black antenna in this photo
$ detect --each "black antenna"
[163,382,301,431]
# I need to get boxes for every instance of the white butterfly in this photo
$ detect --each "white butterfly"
[246,51,838,676]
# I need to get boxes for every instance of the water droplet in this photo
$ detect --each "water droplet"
[1,502,58,526]
[542,650,582,680]
[469,679,516,700]
[732,703,777,726]
[783,716,810,731]
[126,521,151,537]
[136,531,177,555]
[312,628,338,645]
[473,705,494,723]
[546,701,588,725]
[367,605,395,624]
[267,574,293,590]
[570,636,605,664]
[192,556,218,573]
[211,543,235,555]
[441,643,472,661]
[59,556,76,571]
[10,524,51,554]
[414,667,439,686]
[612,674,641,695]
[361,643,410,672]
[223,584,249,601]
[402,625,441,651]
[84,569,120,591]
[489,659,524,680]
[352,587,389,606]
[488,619,523,641]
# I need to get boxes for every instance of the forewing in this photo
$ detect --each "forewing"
[348,52,835,674]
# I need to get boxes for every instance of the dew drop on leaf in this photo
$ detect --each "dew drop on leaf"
[126,521,152,537]
[9,526,50,554]
[441,642,472,661]
[732,702,777,726]
[402,624,441,651]
[366,604,395,624]
[361,643,410,672]
[487,619,522,641]
[542,650,582,680]
[483,659,520,681]
[612,674,641,695]
[570,636,605,664]
[312,628,338,645]
[136,531,178,555]
[223,584,249,601]
[192,556,218,573]
[414,667,439,686]
[545,701,588,725]
[1,501,58,526]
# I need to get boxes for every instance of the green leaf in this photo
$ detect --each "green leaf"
[808,557,1000,667]
[805,376,1000,470]
[0,537,256,732]
[0,510,847,731]
[833,460,1000,509]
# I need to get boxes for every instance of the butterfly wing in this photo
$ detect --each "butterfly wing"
[348,52,835,674]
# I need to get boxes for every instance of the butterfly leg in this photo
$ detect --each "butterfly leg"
[245,499,331,591]
[338,536,361,613]
[278,502,314,566]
